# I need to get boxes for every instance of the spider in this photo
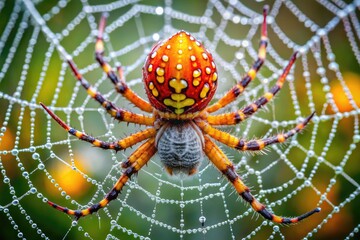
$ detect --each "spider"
[41,6,320,224]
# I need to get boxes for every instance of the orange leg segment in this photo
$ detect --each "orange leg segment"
[40,102,156,151]
[199,112,314,151]
[207,51,298,126]
[47,137,157,220]
[206,5,269,113]
[203,136,320,224]
[66,59,154,126]
[95,13,153,113]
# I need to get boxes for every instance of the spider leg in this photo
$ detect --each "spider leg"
[40,103,156,151]
[47,137,157,220]
[207,52,297,126]
[95,13,153,113]
[198,112,314,151]
[66,59,154,126]
[206,5,269,113]
[203,135,320,224]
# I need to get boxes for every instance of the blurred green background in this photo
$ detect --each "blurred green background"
[0,0,360,239]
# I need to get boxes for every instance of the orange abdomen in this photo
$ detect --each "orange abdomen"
[143,31,218,115]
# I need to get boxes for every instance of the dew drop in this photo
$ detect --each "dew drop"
[11,149,19,156]
[335,166,343,174]
[271,121,279,128]
[75,107,84,115]
[12,199,19,206]
[30,187,37,194]
[199,216,206,224]
[38,163,45,170]
[155,6,164,15]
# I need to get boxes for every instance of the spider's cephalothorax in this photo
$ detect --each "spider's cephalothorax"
[42,6,320,224]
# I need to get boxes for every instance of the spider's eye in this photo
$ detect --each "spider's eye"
[142,31,218,115]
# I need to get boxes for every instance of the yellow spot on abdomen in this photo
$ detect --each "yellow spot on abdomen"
[156,67,164,76]
[151,51,157,59]
[162,55,169,62]
[163,97,195,114]
[157,76,164,83]
[193,69,201,78]
[176,64,183,70]
[170,93,186,101]
[200,83,210,98]
[212,72,218,81]
[193,78,200,86]
[192,69,201,86]
[202,52,208,60]
[156,67,165,83]
[148,82,159,97]
[205,67,211,75]
[169,79,188,93]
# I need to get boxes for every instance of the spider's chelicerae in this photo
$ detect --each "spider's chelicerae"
[41,6,320,224]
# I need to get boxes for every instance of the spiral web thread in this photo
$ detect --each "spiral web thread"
[0,0,360,239]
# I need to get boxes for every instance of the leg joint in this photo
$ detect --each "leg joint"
[222,165,238,182]
[106,189,119,201]
[240,191,254,203]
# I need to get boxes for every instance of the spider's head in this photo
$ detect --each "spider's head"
[143,30,218,118]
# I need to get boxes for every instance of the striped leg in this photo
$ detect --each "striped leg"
[121,136,157,168]
[47,137,157,220]
[40,103,156,151]
[203,136,320,224]
[66,59,154,126]
[198,112,314,151]
[206,5,269,113]
[207,52,297,126]
[95,13,153,113]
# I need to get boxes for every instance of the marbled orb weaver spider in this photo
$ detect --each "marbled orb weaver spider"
[41,6,320,223]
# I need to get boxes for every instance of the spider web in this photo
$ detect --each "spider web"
[0,0,360,239]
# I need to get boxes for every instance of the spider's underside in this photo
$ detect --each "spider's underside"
[41,6,320,224]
